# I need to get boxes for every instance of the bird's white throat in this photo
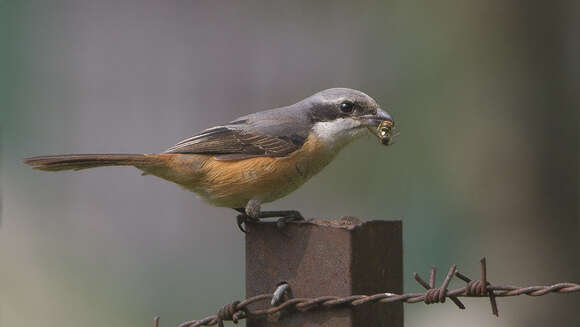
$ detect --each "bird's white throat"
[312,118,368,151]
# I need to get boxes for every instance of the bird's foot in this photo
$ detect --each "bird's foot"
[233,208,304,232]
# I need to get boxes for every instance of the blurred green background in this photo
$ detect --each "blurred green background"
[1,1,579,326]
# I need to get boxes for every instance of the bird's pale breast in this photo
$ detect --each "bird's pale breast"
[186,134,338,208]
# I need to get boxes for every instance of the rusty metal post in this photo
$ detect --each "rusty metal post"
[245,217,403,327]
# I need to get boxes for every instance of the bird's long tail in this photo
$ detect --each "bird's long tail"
[23,154,161,171]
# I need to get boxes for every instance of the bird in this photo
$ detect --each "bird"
[23,88,396,231]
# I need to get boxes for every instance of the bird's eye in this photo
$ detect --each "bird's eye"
[340,101,354,113]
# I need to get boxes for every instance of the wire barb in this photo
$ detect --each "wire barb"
[414,264,465,308]
[176,257,580,327]
[455,257,498,316]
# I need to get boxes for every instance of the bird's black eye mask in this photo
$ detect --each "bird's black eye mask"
[307,103,341,123]
[339,99,379,116]
[307,99,375,123]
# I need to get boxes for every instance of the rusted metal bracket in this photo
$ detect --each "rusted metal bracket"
[245,217,403,327]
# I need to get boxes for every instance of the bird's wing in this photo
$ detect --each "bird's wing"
[164,117,310,160]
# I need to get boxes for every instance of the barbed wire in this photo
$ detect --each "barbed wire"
[170,257,579,327]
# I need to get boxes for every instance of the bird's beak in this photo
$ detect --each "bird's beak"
[374,108,393,125]
[360,108,393,129]
[360,109,398,145]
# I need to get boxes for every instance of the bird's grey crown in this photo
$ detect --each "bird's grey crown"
[312,87,376,102]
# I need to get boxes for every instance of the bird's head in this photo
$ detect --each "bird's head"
[304,88,396,149]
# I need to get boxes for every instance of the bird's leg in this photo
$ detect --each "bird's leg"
[245,198,262,220]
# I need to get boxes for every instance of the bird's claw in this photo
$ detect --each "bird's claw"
[236,214,260,233]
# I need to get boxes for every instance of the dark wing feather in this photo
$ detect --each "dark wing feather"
[165,104,314,160]
[164,125,306,160]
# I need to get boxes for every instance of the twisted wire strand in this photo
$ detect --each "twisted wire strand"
[175,257,580,327]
